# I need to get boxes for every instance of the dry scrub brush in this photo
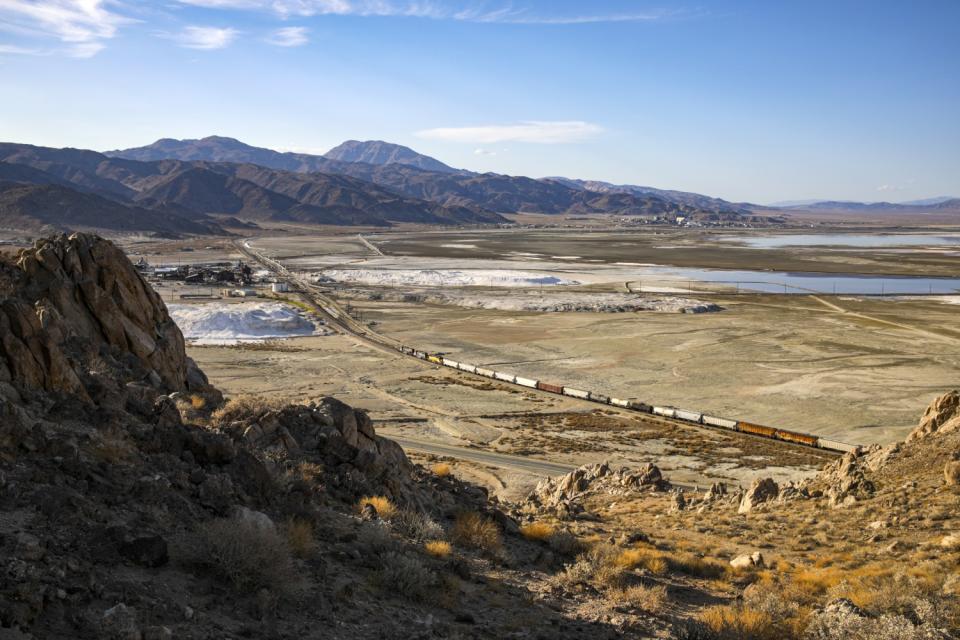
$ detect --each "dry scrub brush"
[391,508,443,541]
[609,584,669,614]
[431,462,452,477]
[196,517,293,592]
[286,519,314,558]
[211,394,287,425]
[452,512,502,553]
[377,551,437,601]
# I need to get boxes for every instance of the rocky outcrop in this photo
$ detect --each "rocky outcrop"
[0,233,211,404]
[907,390,960,442]
[817,451,876,508]
[0,234,526,638]
[738,477,779,513]
[212,396,417,504]
[525,461,669,518]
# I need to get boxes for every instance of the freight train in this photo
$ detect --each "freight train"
[398,345,859,454]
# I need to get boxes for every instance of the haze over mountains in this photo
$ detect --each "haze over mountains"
[771,197,960,211]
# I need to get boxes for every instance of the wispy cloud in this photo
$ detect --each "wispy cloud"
[266,25,308,46]
[170,25,239,49]
[176,0,676,24]
[418,121,603,144]
[0,0,133,56]
[0,42,45,55]
[474,147,496,156]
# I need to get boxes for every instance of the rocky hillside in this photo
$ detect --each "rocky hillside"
[2,233,956,639]
[0,181,223,236]
[0,234,628,638]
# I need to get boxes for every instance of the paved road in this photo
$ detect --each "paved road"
[390,435,699,491]
[388,436,577,477]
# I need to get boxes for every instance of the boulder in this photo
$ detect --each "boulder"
[945,461,960,486]
[940,534,960,549]
[730,552,764,569]
[907,390,960,442]
[738,478,779,513]
[232,506,275,532]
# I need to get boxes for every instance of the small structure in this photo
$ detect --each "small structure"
[220,288,259,298]
[272,282,290,293]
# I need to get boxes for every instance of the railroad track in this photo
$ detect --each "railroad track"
[235,239,857,457]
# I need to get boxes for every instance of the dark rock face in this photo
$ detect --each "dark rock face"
[0,233,215,402]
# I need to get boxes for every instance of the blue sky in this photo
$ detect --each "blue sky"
[1,1,958,203]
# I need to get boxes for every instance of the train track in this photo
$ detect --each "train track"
[236,239,857,457]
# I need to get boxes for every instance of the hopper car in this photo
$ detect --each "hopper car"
[394,345,857,453]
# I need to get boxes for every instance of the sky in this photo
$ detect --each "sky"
[1,1,958,204]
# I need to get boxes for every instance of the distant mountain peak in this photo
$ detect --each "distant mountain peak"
[323,139,458,173]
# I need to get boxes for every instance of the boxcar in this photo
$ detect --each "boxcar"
[537,381,564,394]
[589,392,611,404]
[775,429,818,447]
[475,367,495,378]
[458,363,477,374]
[738,421,778,438]
[493,371,516,383]
[515,376,539,389]
[427,355,443,365]
[652,406,676,418]
[413,350,427,359]
[400,346,414,355]
[563,387,590,400]
[702,415,738,430]
[610,398,630,408]
[816,438,861,454]
[674,409,703,423]
[442,358,460,369]
[627,401,652,413]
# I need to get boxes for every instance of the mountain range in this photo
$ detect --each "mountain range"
[0,141,505,235]
[23,135,960,235]
[770,196,960,210]
[107,136,757,220]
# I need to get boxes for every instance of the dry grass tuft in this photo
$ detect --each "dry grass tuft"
[294,461,324,483]
[431,462,452,477]
[211,394,286,425]
[698,604,776,639]
[286,519,314,557]
[452,512,502,553]
[520,522,555,542]
[190,394,207,410]
[610,584,669,613]
[425,540,452,559]
[614,548,669,576]
[359,496,397,520]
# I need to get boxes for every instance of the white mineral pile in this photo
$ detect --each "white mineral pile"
[168,302,321,344]
[345,290,721,313]
[318,268,579,288]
